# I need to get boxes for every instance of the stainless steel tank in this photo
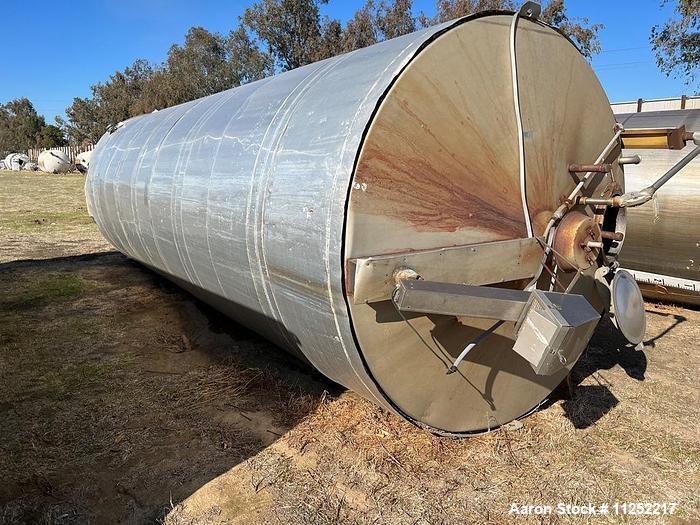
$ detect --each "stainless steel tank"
[87,12,619,434]
[617,109,700,305]
[38,149,72,173]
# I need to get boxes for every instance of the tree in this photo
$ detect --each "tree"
[540,0,601,58]
[93,59,154,129]
[156,28,235,107]
[0,98,46,152]
[61,59,154,144]
[376,0,416,39]
[343,0,379,51]
[651,0,699,89]
[0,106,10,153]
[419,0,601,58]
[40,125,67,148]
[60,97,101,144]
[316,17,344,59]
[227,27,274,83]
[242,0,329,70]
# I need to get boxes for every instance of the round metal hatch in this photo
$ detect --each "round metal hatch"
[610,270,646,344]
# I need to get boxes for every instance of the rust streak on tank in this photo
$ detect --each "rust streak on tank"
[354,143,525,237]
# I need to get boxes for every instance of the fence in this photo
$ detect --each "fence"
[25,143,95,163]
[611,95,700,115]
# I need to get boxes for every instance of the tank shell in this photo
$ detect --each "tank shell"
[76,150,92,173]
[38,150,72,173]
[5,153,30,171]
[617,109,700,305]
[87,13,616,433]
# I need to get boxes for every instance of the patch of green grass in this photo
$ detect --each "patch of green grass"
[0,273,95,311]
[0,210,93,233]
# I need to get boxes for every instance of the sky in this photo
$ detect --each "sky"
[0,0,690,122]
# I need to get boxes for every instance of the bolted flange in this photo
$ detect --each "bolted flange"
[552,211,602,271]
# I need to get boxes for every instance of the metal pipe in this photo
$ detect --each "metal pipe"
[566,127,623,200]
[509,1,541,239]
[579,143,700,208]
[568,163,611,173]
[618,155,641,165]
[649,144,700,191]
[601,231,624,241]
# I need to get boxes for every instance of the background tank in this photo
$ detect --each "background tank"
[5,153,30,171]
[617,109,700,306]
[86,12,619,434]
[75,150,92,173]
[38,149,72,173]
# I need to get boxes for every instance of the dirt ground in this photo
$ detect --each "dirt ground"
[0,170,698,525]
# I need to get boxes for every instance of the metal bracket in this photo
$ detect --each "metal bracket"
[393,279,531,321]
[347,237,543,304]
[392,279,601,376]
[621,126,691,150]
[519,1,541,19]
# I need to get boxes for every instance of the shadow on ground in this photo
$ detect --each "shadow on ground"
[549,316,643,429]
[0,252,338,524]
[2,252,697,524]
[556,306,688,430]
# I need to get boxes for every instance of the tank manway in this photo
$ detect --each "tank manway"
[87,10,625,434]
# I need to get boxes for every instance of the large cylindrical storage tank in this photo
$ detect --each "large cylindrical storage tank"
[38,149,72,173]
[5,153,30,171]
[617,109,700,306]
[87,12,619,434]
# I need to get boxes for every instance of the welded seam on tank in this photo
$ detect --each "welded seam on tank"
[136,106,195,270]
[129,121,158,266]
[105,116,152,259]
[245,77,315,346]
[130,113,178,267]
[88,137,122,251]
[142,107,194,271]
[142,106,198,276]
[257,57,358,358]
[204,86,268,297]
[156,98,211,284]
[114,117,157,259]
[246,63,339,352]
[94,125,134,253]
[176,92,241,290]
[171,97,225,288]
[323,45,433,405]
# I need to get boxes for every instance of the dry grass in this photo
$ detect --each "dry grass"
[0,170,698,524]
[0,254,326,524]
[0,170,111,262]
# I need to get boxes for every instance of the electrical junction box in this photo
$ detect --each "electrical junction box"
[513,290,600,376]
